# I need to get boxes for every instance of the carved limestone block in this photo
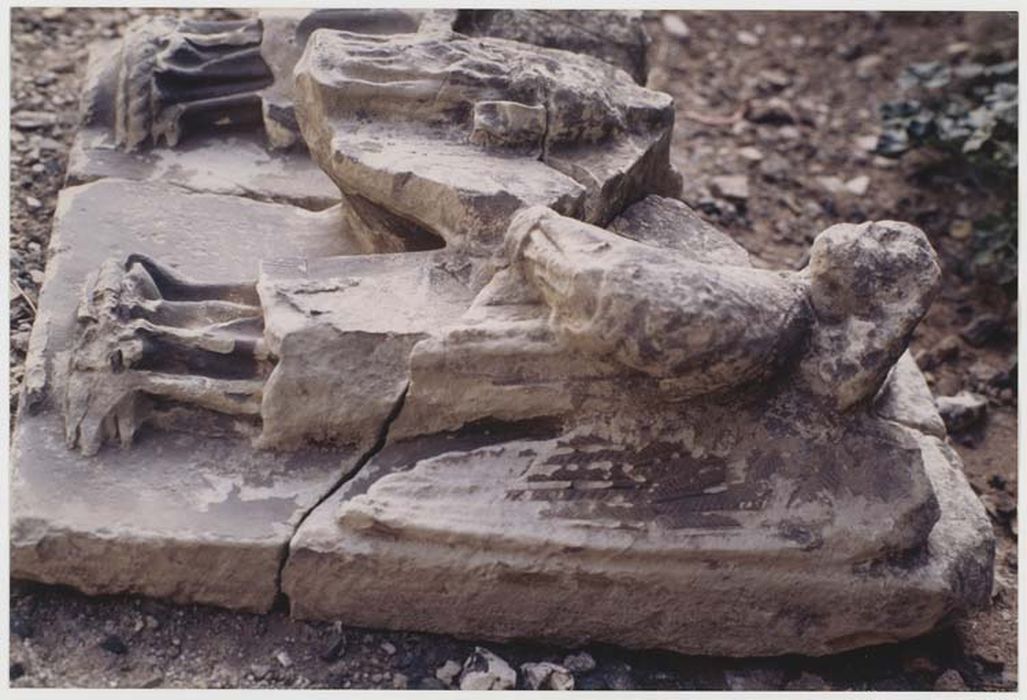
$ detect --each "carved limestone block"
[115,16,273,150]
[293,30,681,265]
[11,9,994,661]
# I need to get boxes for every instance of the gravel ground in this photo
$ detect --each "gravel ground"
[9,8,1018,691]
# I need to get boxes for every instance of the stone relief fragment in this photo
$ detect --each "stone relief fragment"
[63,255,271,456]
[12,10,993,660]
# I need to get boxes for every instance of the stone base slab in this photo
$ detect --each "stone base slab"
[11,178,365,612]
[282,425,993,657]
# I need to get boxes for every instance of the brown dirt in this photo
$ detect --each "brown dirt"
[8,8,1018,691]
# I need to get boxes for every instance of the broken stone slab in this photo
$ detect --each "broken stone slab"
[95,10,651,155]
[12,411,359,612]
[256,251,476,451]
[260,9,651,149]
[874,351,947,438]
[608,195,752,266]
[293,29,680,264]
[282,414,992,657]
[257,9,427,150]
[281,204,989,656]
[11,178,371,609]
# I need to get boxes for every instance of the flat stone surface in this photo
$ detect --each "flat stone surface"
[11,178,366,611]
[874,350,947,438]
[68,128,341,210]
[609,195,752,266]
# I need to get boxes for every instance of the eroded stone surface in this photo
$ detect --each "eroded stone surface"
[72,40,340,209]
[293,29,680,263]
[800,221,942,411]
[11,179,364,610]
[874,351,947,438]
[13,10,994,661]
[256,251,475,451]
[451,10,650,84]
[282,416,991,656]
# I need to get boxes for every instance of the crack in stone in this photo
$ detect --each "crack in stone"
[271,383,410,605]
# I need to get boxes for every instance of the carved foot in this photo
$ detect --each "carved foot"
[64,255,272,456]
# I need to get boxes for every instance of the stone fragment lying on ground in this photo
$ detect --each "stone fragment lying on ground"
[11,12,993,662]
[935,391,989,432]
[459,647,517,691]
[521,661,575,690]
[293,29,680,265]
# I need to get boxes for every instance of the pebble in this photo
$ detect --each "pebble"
[786,672,830,690]
[11,614,34,639]
[945,42,972,57]
[845,175,870,196]
[934,668,968,691]
[746,97,797,125]
[738,146,764,162]
[935,391,988,432]
[275,650,293,668]
[710,175,749,201]
[435,659,462,686]
[11,111,56,130]
[949,219,974,239]
[250,664,271,680]
[392,673,408,689]
[459,647,516,691]
[855,54,884,79]
[320,637,346,662]
[818,176,847,194]
[737,30,760,47]
[521,661,574,691]
[758,68,792,90]
[380,641,396,656]
[661,15,690,41]
[960,314,1005,347]
[42,7,67,20]
[759,153,790,180]
[562,651,597,674]
[100,634,128,655]
[25,196,42,211]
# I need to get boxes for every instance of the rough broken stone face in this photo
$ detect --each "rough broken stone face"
[801,220,942,411]
[12,11,992,661]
